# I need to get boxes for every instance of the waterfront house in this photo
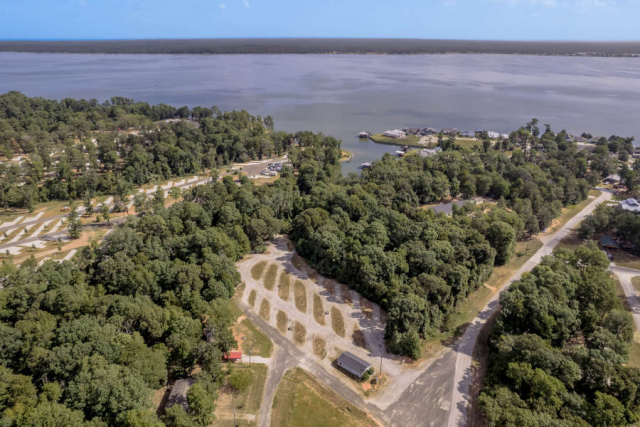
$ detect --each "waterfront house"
[487,131,500,139]
[500,134,509,139]
[576,136,588,143]
[421,127,437,135]
[460,131,474,138]
[361,162,372,169]
[620,198,640,213]
[404,127,421,135]
[336,352,372,379]
[358,131,371,138]
[383,129,406,139]
[442,128,457,136]
[564,134,575,142]
[634,147,640,158]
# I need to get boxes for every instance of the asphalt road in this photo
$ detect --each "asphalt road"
[447,189,613,427]
[611,264,640,331]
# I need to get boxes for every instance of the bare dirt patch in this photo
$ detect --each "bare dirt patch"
[294,280,307,313]
[278,271,291,301]
[263,264,278,291]
[361,299,374,321]
[313,336,327,359]
[259,298,270,321]
[291,252,319,282]
[340,284,354,304]
[313,293,326,325]
[250,260,267,280]
[294,321,307,345]
[331,306,346,338]
[248,289,257,307]
[276,310,288,334]
[352,328,366,349]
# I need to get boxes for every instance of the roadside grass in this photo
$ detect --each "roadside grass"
[278,271,291,301]
[214,363,268,427]
[270,368,374,427]
[294,322,307,345]
[331,307,346,338]
[248,289,256,307]
[554,231,584,252]
[613,276,640,369]
[263,264,278,291]
[613,252,640,271]
[250,260,267,281]
[294,280,307,313]
[546,189,601,233]
[276,310,287,334]
[420,238,543,360]
[237,318,273,358]
[369,133,422,147]
[259,299,270,322]
[313,294,326,325]
[313,336,327,359]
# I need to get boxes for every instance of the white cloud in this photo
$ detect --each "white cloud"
[243,0,250,8]
[219,2,227,9]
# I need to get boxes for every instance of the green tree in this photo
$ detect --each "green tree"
[487,221,516,265]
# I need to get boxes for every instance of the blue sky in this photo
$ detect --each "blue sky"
[1,0,639,41]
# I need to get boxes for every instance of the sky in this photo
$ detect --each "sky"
[1,0,639,41]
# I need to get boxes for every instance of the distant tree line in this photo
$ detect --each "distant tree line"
[480,243,640,426]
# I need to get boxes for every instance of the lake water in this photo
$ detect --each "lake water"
[1,52,639,173]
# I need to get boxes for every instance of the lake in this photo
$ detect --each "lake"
[1,52,639,173]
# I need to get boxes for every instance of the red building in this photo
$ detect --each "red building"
[223,351,242,362]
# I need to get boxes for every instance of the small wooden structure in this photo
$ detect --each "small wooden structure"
[223,351,242,363]
[600,235,620,251]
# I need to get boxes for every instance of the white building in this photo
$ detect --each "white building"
[383,129,406,139]
[487,131,500,139]
[620,198,640,213]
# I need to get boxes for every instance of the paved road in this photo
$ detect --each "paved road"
[238,299,392,427]
[447,189,613,427]
[611,264,640,331]
[258,347,296,427]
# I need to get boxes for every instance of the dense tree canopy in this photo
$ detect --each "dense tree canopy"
[479,243,640,426]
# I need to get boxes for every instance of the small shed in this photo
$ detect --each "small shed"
[223,351,242,362]
[600,236,620,251]
[166,378,195,412]
[336,352,372,378]
[360,162,372,169]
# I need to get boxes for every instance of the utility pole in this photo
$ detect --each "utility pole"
[379,355,383,377]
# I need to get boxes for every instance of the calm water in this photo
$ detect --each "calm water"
[1,52,639,173]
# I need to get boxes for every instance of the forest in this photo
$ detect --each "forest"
[0,94,637,425]
[0,91,291,209]
[479,243,640,426]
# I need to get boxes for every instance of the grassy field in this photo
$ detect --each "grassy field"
[250,261,267,281]
[270,368,375,427]
[313,294,326,325]
[294,280,307,313]
[369,133,422,147]
[331,307,346,338]
[214,363,268,427]
[454,137,482,149]
[236,318,273,358]
[553,232,584,252]
[263,264,278,291]
[613,251,640,271]
[276,310,287,333]
[278,271,291,301]
[259,299,270,321]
